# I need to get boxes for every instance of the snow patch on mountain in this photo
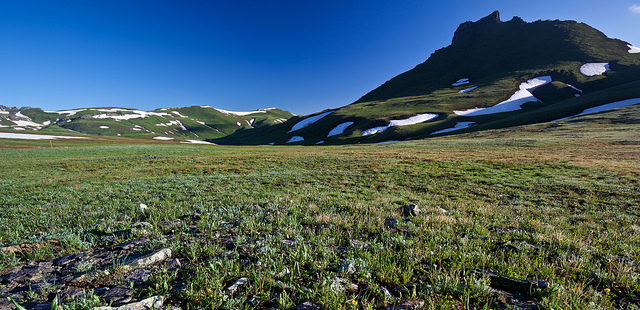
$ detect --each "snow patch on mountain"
[552,98,640,121]
[580,63,610,76]
[327,121,354,137]
[156,120,187,130]
[50,109,86,116]
[153,136,174,141]
[287,136,304,143]
[214,108,268,116]
[458,86,478,93]
[431,122,475,135]
[92,110,170,121]
[99,126,109,129]
[454,76,552,116]
[361,113,439,136]
[452,78,470,86]
[628,44,640,54]
[287,111,333,133]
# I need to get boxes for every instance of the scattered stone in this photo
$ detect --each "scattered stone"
[100,285,134,305]
[498,194,517,200]
[338,263,356,275]
[281,239,297,246]
[58,286,85,301]
[114,238,148,250]
[377,300,425,310]
[131,222,153,236]
[225,277,248,295]
[123,268,152,283]
[274,267,290,278]
[29,302,52,310]
[385,218,399,228]
[329,276,358,293]
[101,235,117,243]
[90,295,166,310]
[166,258,181,270]
[350,239,369,248]
[296,301,321,310]
[402,204,421,217]
[125,247,172,270]
[472,269,548,294]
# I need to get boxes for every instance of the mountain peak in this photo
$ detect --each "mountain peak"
[452,11,501,44]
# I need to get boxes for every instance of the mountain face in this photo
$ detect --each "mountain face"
[0,105,293,143]
[3,12,640,145]
[213,11,640,145]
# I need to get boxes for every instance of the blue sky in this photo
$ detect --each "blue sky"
[1,1,639,115]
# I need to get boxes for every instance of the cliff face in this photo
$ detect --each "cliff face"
[451,10,501,45]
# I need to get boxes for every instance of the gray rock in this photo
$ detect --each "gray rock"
[274,267,290,278]
[125,248,172,270]
[100,285,133,305]
[225,277,248,295]
[89,295,166,310]
[114,238,148,250]
[58,286,85,301]
[329,276,358,293]
[166,258,181,270]
[123,268,152,283]
[296,301,321,310]
[402,204,421,217]
[338,263,356,275]
[385,218,398,228]
[349,239,369,248]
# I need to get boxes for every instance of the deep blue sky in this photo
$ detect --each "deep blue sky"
[2,1,639,115]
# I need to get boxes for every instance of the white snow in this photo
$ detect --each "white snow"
[430,122,475,135]
[156,120,187,130]
[361,113,439,136]
[274,118,287,124]
[42,121,51,125]
[11,119,44,128]
[99,126,109,129]
[628,44,640,54]
[552,98,640,121]
[452,78,470,86]
[92,110,170,120]
[567,84,582,94]
[171,111,188,118]
[132,127,142,131]
[454,76,552,116]
[0,111,9,114]
[50,109,86,116]
[327,121,354,137]
[287,111,333,133]
[580,63,610,77]
[181,139,213,144]
[458,86,478,93]
[214,108,268,116]
[286,136,304,143]
[0,132,88,140]
[236,122,242,126]
[153,136,174,140]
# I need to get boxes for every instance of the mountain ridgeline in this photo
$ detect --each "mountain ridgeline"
[211,10,640,145]
[2,11,640,145]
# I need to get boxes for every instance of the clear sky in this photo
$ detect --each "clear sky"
[2,1,639,115]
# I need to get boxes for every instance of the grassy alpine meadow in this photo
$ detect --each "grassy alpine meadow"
[1,109,640,309]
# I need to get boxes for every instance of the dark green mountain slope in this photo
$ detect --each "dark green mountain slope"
[213,11,640,145]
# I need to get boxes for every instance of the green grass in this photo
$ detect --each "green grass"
[1,109,640,309]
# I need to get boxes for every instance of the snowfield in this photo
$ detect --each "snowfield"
[327,121,354,137]
[92,110,170,121]
[458,86,478,93]
[99,126,109,129]
[213,108,268,116]
[287,111,333,133]
[0,132,88,140]
[552,98,640,121]
[628,44,640,54]
[452,78,470,86]
[580,63,610,76]
[361,113,438,136]
[286,136,304,143]
[153,136,174,141]
[430,122,475,135]
[454,76,552,116]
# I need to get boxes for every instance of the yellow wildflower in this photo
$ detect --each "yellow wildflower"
[604,288,611,293]
[351,300,358,305]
